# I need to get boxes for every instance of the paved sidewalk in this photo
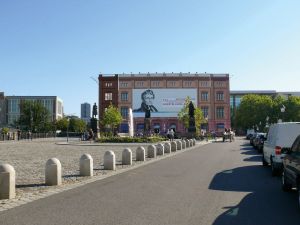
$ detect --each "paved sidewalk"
[0,138,210,211]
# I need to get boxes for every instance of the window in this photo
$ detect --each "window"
[120,82,128,88]
[201,92,208,101]
[120,123,129,133]
[105,82,112,87]
[216,107,224,119]
[121,92,128,101]
[121,107,128,119]
[8,99,20,113]
[136,81,144,87]
[216,92,224,101]
[200,81,209,87]
[216,123,225,130]
[105,93,112,101]
[168,81,176,87]
[184,81,192,87]
[152,81,160,87]
[201,106,209,118]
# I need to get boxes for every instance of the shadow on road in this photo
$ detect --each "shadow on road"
[243,155,262,162]
[209,165,300,225]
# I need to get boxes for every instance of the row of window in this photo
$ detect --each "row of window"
[119,81,225,88]
[105,92,225,102]
[119,106,225,119]
[7,99,54,113]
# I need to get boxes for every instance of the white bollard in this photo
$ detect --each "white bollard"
[0,164,15,199]
[164,142,171,153]
[176,140,182,150]
[147,145,157,158]
[104,151,116,170]
[80,154,93,177]
[186,139,190,148]
[157,143,164,156]
[182,140,186,149]
[122,148,132,165]
[171,141,177,152]
[45,158,62,186]
[193,138,196,146]
[136,146,146,161]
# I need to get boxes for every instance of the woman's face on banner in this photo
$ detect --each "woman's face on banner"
[143,93,154,105]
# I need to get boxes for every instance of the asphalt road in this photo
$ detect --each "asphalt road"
[1,138,300,225]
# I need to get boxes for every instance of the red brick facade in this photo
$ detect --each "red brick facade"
[99,73,230,135]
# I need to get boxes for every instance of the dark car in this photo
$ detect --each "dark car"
[250,133,257,146]
[281,134,300,206]
[253,133,267,152]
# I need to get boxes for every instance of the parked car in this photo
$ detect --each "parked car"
[246,129,255,140]
[262,122,300,176]
[253,133,267,152]
[281,134,300,207]
[250,132,258,146]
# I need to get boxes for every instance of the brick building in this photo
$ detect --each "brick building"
[98,73,230,134]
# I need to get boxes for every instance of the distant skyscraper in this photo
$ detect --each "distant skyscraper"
[81,103,91,123]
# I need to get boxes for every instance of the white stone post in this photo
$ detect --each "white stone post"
[104,151,116,170]
[45,158,62,186]
[164,142,171,153]
[193,138,196,146]
[171,141,177,152]
[136,146,146,161]
[182,140,186,149]
[0,164,15,199]
[176,140,182,150]
[186,139,190,148]
[147,145,157,158]
[157,143,164,156]
[80,154,93,177]
[122,148,132,165]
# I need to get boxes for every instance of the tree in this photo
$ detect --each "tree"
[178,97,205,135]
[55,118,69,132]
[69,118,86,133]
[101,104,122,134]
[283,96,300,122]
[18,100,51,132]
[235,94,273,131]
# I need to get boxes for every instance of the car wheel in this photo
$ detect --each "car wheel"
[282,170,292,191]
[262,153,268,166]
[271,159,279,176]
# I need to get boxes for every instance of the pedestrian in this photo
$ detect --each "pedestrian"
[169,129,175,141]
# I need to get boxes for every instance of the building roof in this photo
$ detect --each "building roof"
[100,73,229,78]
[230,90,276,95]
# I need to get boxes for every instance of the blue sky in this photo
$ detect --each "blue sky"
[1,0,300,116]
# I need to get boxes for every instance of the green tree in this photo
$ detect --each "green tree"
[101,104,122,134]
[69,118,86,133]
[55,118,69,132]
[18,100,51,132]
[178,97,205,135]
[1,127,9,135]
[235,94,273,131]
[283,96,300,122]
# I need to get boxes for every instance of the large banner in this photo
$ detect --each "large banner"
[132,89,197,118]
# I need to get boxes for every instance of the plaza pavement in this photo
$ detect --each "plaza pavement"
[0,137,210,211]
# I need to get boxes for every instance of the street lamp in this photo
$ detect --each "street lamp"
[280,105,286,122]
[66,118,70,142]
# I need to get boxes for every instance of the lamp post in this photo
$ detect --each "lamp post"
[66,118,69,142]
[280,105,286,122]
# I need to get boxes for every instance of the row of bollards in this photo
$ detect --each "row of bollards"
[0,139,196,200]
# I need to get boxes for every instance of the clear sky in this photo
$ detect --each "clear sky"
[1,0,300,116]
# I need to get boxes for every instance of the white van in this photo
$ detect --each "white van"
[263,122,300,175]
